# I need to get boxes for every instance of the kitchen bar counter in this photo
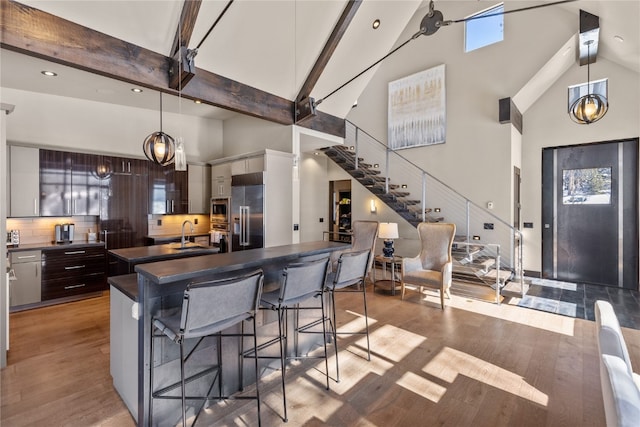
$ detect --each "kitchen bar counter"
[127,240,348,426]
[135,241,344,285]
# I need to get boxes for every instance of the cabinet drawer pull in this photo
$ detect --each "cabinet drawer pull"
[64,284,86,290]
[64,250,86,255]
[64,265,86,270]
[17,255,37,260]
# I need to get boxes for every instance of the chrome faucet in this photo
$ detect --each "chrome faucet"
[181,220,194,248]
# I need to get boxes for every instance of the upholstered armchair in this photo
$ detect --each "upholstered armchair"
[401,222,456,309]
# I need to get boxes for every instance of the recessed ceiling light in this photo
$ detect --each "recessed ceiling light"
[41,70,57,77]
[314,152,320,156]
[131,88,143,93]
[372,19,380,29]
[614,35,624,43]
[194,99,202,104]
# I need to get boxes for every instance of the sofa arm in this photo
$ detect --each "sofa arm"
[601,354,640,427]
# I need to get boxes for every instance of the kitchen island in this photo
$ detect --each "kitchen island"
[109,240,348,426]
[108,242,219,275]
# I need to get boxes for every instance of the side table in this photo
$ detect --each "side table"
[372,255,402,296]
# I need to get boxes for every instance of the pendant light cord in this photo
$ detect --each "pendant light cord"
[586,43,591,95]
[159,92,163,132]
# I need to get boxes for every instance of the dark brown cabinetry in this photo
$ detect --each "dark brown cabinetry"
[39,150,104,216]
[41,246,107,301]
[71,152,102,216]
[40,149,72,216]
[98,155,149,251]
[148,163,188,214]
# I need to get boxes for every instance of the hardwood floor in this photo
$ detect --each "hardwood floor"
[2,286,639,426]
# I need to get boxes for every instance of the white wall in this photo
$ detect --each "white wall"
[345,2,640,274]
[221,114,292,157]
[346,2,577,224]
[2,88,224,161]
[299,153,329,242]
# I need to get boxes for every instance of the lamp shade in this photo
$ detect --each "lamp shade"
[570,93,608,124]
[143,92,176,166]
[143,131,175,166]
[378,222,399,239]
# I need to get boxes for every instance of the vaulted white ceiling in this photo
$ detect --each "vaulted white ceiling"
[2,1,638,121]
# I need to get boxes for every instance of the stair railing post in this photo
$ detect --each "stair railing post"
[518,231,525,298]
[495,244,501,304]
[385,149,390,194]
[466,200,471,256]
[422,172,427,223]
[354,127,359,171]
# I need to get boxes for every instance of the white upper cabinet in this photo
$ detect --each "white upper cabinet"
[231,156,264,175]
[9,146,40,217]
[188,164,211,214]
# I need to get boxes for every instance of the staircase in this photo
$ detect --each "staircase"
[322,122,525,302]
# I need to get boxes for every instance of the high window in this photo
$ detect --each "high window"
[465,3,504,53]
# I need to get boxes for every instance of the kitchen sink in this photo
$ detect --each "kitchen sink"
[168,242,209,251]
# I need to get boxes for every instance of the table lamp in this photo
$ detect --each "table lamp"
[378,222,399,258]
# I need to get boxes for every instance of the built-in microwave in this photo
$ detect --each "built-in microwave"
[210,197,230,224]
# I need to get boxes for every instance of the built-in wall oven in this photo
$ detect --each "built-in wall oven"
[211,197,229,223]
[210,197,230,252]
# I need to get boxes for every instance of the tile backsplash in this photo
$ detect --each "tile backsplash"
[147,214,210,236]
[6,216,99,245]
[7,214,211,246]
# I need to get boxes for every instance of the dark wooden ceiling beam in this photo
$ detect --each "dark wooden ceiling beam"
[170,0,202,56]
[168,0,201,90]
[0,0,345,136]
[1,0,171,90]
[295,0,362,104]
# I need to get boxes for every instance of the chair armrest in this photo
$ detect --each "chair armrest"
[441,261,453,285]
[402,256,422,274]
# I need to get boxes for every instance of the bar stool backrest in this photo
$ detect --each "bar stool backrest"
[279,256,330,306]
[333,249,371,289]
[180,270,264,339]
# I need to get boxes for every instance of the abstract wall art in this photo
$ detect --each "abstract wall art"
[388,64,446,150]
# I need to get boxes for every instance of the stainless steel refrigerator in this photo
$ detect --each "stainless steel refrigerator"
[231,172,264,251]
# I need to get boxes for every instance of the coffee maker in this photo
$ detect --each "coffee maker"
[55,223,75,244]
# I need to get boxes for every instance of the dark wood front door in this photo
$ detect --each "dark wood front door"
[542,139,638,289]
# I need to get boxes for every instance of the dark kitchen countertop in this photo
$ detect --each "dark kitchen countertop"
[135,241,349,285]
[7,241,105,252]
[108,243,219,264]
[108,273,139,301]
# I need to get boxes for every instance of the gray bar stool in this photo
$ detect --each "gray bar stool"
[327,249,372,382]
[253,256,331,422]
[149,269,264,427]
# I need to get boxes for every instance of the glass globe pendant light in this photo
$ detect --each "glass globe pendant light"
[569,40,608,125]
[143,92,175,165]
